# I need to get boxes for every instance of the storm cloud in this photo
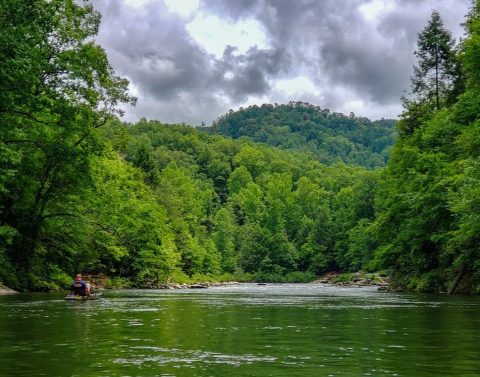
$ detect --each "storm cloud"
[92,0,470,125]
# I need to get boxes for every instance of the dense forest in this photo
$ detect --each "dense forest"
[206,102,396,168]
[1,0,480,293]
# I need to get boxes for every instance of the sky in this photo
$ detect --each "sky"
[92,0,471,125]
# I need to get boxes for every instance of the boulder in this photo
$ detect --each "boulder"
[0,284,18,295]
[189,284,208,289]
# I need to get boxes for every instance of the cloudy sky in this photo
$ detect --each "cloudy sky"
[92,0,470,125]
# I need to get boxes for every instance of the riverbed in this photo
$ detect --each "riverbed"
[1,284,479,376]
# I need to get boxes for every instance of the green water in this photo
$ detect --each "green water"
[1,284,479,376]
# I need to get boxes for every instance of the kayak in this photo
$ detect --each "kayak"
[64,294,96,301]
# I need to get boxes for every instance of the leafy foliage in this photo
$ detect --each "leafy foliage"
[3,1,480,294]
[205,102,396,168]
[371,3,480,293]
[0,0,134,289]
[411,10,459,109]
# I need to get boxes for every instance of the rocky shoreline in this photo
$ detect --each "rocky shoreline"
[88,272,390,291]
[0,273,392,294]
[0,283,18,295]
[312,272,390,290]
[1,276,391,294]
[86,275,241,290]
[153,275,390,290]
[153,281,239,289]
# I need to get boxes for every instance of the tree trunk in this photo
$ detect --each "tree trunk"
[448,264,466,295]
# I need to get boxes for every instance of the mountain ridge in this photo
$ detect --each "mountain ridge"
[204,101,397,168]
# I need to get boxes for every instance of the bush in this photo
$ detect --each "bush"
[104,277,132,289]
[284,271,316,283]
[255,272,285,283]
[216,272,255,282]
[416,270,445,293]
[51,271,72,291]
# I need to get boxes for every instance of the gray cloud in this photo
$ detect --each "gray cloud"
[94,1,215,98]
[92,0,470,124]
[93,0,291,123]
[218,45,291,101]
[203,0,469,107]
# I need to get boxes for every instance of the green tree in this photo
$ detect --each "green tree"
[411,10,458,110]
[0,0,134,288]
[213,207,236,273]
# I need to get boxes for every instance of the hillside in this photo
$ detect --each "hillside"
[205,102,397,168]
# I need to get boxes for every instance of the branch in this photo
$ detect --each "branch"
[40,212,78,220]
[41,212,119,237]
[88,219,119,236]
[11,110,58,126]
[4,139,48,154]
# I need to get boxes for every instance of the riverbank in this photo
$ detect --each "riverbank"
[84,272,390,291]
[0,283,18,295]
[313,272,390,290]
[83,274,247,290]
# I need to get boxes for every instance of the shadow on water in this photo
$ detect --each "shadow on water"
[1,284,480,376]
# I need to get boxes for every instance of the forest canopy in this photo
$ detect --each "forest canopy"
[206,102,396,169]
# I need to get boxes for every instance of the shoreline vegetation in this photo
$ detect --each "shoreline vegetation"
[0,272,389,295]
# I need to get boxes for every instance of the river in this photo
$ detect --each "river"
[0,284,479,376]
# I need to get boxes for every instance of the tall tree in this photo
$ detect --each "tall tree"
[411,10,458,110]
[0,0,134,288]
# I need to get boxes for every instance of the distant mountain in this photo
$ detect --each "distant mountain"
[205,102,397,168]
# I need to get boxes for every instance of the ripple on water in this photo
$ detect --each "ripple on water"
[112,346,277,368]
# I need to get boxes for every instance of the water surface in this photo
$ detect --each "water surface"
[1,284,479,376]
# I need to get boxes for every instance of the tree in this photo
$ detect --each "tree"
[462,0,480,92]
[411,10,458,110]
[213,207,236,273]
[0,0,134,288]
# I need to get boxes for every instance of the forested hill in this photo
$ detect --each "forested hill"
[205,102,397,168]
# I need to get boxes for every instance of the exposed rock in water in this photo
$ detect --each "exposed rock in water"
[189,284,208,289]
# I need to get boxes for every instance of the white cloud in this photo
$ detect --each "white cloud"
[359,0,396,22]
[164,0,199,18]
[186,13,268,57]
[274,76,320,96]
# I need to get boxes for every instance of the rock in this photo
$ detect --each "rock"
[189,284,208,289]
[377,286,388,291]
[0,284,18,295]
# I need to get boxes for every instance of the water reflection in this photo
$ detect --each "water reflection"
[1,284,480,376]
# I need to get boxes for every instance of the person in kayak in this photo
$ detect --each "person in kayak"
[69,274,92,296]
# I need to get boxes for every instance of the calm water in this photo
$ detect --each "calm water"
[1,284,480,376]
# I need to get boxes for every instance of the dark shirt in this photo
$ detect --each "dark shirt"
[70,280,87,296]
